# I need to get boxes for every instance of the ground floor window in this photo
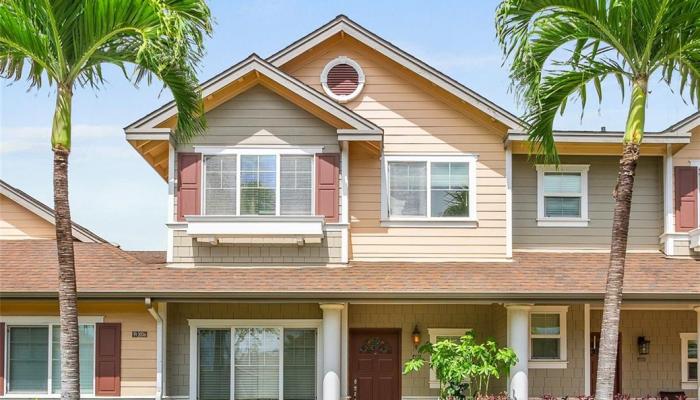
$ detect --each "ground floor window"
[528,306,568,368]
[4,320,97,395]
[681,333,698,389]
[192,321,320,400]
[427,328,471,389]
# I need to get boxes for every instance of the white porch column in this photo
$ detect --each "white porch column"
[507,304,532,400]
[696,306,700,400]
[321,303,344,400]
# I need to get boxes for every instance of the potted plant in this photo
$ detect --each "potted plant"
[403,331,517,400]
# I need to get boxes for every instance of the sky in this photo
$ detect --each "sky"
[1,0,697,250]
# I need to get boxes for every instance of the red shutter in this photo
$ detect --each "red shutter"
[316,153,340,222]
[0,323,4,396]
[675,166,698,232]
[177,153,201,221]
[95,323,121,396]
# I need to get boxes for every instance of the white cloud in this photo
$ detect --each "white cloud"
[0,124,123,154]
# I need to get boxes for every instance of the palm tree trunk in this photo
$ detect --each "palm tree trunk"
[52,85,80,400]
[594,79,646,400]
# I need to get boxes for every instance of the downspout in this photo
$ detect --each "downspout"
[146,298,163,400]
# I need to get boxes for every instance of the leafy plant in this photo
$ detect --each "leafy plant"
[403,331,517,400]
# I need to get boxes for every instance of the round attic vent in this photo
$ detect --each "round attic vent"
[321,56,365,102]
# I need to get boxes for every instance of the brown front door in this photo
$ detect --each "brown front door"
[590,332,622,394]
[349,329,401,400]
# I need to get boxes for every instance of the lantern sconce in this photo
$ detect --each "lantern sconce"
[637,336,650,355]
[411,325,421,348]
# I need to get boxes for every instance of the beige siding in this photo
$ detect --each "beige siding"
[0,194,55,240]
[0,301,156,397]
[513,155,663,250]
[285,39,507,261]
[591,309,697,396]
[674,126,700,167]
[348,303,507,397]
[528,304,586,397]
[177,85,338,151]
[165,303,322,396]
[171,229,342,264]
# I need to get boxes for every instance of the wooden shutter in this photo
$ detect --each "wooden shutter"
[675,166,698,232]
[177,153,201,221]
[95,323,121,396]
[0,323,4,396]
[316,153,340,222]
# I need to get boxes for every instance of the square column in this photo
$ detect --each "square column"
[321,303,345,400]
[507,304,532,400]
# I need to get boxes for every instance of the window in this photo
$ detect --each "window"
[528,306,568,368]
[536,165,589,227]
[383,155,477,224]
[681,333,698,390]
[190,320,321,400]
[202,150,317,217]
[427,328,471,389]
[3,318,99,395]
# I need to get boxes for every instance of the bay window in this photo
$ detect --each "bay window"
[3,318,99,395]
[202,150,316,217]
[190,320,321,400]
[536,165,589,227]
[383,155,477,223]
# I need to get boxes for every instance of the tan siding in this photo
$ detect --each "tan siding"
[0,194,55,240]
[674,126,700,167]
[348,304,506,397]
[0,301,156,397]
[285,39,507,261]
[590,309,697,396]
[513,155,663,250]
[166,303,322,396]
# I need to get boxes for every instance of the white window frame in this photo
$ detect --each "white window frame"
[1,316,103,397]
[427,328,472,389]
[528,306,568,369]
[381,154,478,227]
[536,164,590,227]
[187,319,323,400]
[681,332,698,390]
[196,146,321,217]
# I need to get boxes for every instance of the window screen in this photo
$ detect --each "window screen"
[240,155,277,215]
[283,329,316,400]
[389,162,427,217]
[204,155,237,215]
[8,326,49,392]
[280,156,313,215]
[542,172,582,218]
[198,329,231,400]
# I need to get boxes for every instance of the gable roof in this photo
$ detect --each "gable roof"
[125,54,382,136]
[267,15,524,130]
[0,180,107,243]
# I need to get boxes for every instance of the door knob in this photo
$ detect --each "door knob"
[352,378,358,400]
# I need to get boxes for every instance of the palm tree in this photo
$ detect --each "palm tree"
[495,1,700,398]
[0,1,211,399]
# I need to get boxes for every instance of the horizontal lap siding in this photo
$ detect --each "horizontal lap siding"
[673,126,700,167]
[0,194,56,240]
[513,155,663,250]
[287,39,507,261]
[0,301,156,397]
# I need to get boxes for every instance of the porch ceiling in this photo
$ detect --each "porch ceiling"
[1,241,699,301]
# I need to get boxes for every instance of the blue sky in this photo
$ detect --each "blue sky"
[1,0,697,250]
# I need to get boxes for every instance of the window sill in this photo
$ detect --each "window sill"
[380,219,478,228]
[528,360,568,369]
[681,381,698,390]
[185,215,325,238]
[537,218,589,227]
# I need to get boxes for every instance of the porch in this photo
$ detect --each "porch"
[160,302,700,400]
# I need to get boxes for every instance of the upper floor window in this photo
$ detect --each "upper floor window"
[203,150,315,217]
[529,306,568,369]
[382,155,477,224]
[681,333,698,390]
[536,165,589,227]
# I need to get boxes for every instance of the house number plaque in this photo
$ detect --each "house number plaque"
[132,331,148,338]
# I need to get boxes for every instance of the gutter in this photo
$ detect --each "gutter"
[145,298,164,400]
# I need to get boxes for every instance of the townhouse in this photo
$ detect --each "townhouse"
[1,15,699,400]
